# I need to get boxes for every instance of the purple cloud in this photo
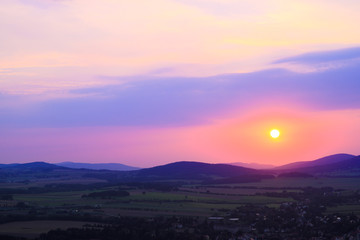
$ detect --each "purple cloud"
[1,47,360,128]
[273,46,360,64]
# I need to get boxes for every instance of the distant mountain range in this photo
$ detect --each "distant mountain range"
[0,162,65,171]
[276,155,360,176]
[0,153,359,183]
[132,161,258,180]
[55,162,140,171]
[274,153,355,170]
[0,162,80,182]
[228,162,275,169]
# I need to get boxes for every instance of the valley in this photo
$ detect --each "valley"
[0,154,359,239]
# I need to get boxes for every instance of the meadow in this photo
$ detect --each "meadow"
[7,177,360,216]
[0,221,98,239]
[0,176,359,238]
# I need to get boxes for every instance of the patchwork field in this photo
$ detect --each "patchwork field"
[212,177,360,190]
[0,220,100,238]
[5,177,358,218]
[0,176,359,239]
[12,189,294,217]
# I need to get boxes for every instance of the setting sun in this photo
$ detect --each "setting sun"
[270,129,280,138]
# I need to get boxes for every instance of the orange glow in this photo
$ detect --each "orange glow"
[1,107,359,167]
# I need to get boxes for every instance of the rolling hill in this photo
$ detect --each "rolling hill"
[287,155,360,176]
[137,161,255,176]
[275,154,355,170]
[127,161,274,182]
[0,153,358,183]
[228,162,275,169]
[0,161,266,183]
[55,162,140,171]
[0,162,66,171]
[0,162,110,183]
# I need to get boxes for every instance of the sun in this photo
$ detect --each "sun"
[270,129,280,138]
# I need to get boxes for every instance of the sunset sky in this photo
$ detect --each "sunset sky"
[1,0,360,167]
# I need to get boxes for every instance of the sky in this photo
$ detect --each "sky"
[1,0,360,167]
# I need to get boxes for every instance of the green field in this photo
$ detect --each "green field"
[0,177,356,223]
[326,205,360,215]
[7,177,358,218]
[0,176,359,239]
[213,177,360,190]
[0,221,100,238]
[12,189,294,217]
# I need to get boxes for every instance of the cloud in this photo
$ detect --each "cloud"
[1,59,360,128]
[274,46,360,64]
[3,0,360,77]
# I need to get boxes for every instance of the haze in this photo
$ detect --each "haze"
[1,0,360,167]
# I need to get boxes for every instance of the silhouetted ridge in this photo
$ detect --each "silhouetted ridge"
[56,162,140,171]
[277,155,360,176]
[305,155,360,173]
[227,162,275,169]
[0,162,71,180]
[18,162,65,169]
[0,162,66,171]
[276,153,355,170]
[135,161,258,180]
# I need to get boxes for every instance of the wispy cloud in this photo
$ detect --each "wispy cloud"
[274,47,360,64]
[1,52,360,128]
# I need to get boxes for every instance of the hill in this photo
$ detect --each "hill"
[275,154,355,170]
[0,162,66,171]
[137,161,255,177]
[55,162,140,171]
[0,162,111,183]
[0,161,276,184]
[127,161,273,182]
[1,154,358,184]
[228,162,275,169]
[291,155,360,176]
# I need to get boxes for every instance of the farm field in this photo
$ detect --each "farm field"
[0,220,100,238]
[12,189,294,217]
[0,176,359,239]
[213,177,360,190]
[326,204,360,215]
